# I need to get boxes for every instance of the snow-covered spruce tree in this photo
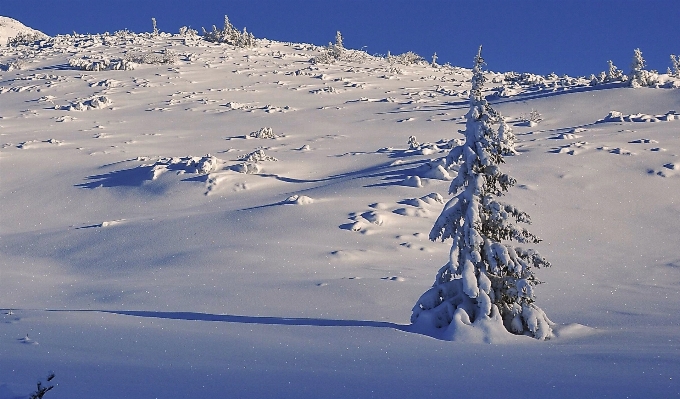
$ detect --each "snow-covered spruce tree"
[411,46,553,340]
[629,48,655,87]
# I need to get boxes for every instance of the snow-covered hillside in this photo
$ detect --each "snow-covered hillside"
[1,19,679,398]
[0,17,47,47]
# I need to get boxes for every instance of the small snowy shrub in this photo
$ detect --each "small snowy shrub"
[249,127,277,139]
[114,29,132,38]
[407,135,420,150]
[191,155,218,174]
[179,26,198,37]
[69,56,135,71]
[125,49,178,65]
[593,60,626,85]
[412,46,554,341]
[312,31,369,64]
[202,15,256,47]
[606,60,625,82]
[232,162,261,174]
[519,109,542,127]
[504,72,545,86]
[7,31,47,47]
[387,51,427,66]
[312,31,345,64]
[57,96,112,111]
[148,155,218,179]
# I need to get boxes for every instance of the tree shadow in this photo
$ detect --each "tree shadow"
[381,82,628,115]
[243,158,426,191]
[34,63,73,71]
[97,310,413,333]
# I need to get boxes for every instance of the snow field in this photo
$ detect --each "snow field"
[1,20,679,398]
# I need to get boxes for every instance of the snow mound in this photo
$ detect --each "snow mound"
[416,159,452,180]
[284,194,314,205]
[231,162,261,174]
[393,207,431,218]
[0,16,48,46]
[57,96,112,111]
[100,219,126,228]
[361,210,386,225]
[551,323,599,339]
[555,132,581,140]
[402,175,422,187]
[600,110,679,123]
[410,303,521,344]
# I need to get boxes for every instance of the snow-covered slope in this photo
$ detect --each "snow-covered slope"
[0,16,47,46]
[1,23,679,398]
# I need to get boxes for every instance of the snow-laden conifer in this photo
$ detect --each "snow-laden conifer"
[629,48,656,88]
[411,46,554,340]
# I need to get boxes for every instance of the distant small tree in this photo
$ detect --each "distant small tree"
[334,31,344,50]
[179,26,198,37]
[313,30,359,64]
[412,46,553,340]
[670,54,680,77]
[151,17,159,36]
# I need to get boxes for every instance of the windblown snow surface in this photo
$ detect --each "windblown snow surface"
[1,20,679,398]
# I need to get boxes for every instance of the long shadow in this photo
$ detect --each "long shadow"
[239,159,430,211]
[34,63,75,71]
[76,166,153,188]
[381,82,628,115]
[489,81,628,106]
[97,310,412,332]
[253,158,426,186]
